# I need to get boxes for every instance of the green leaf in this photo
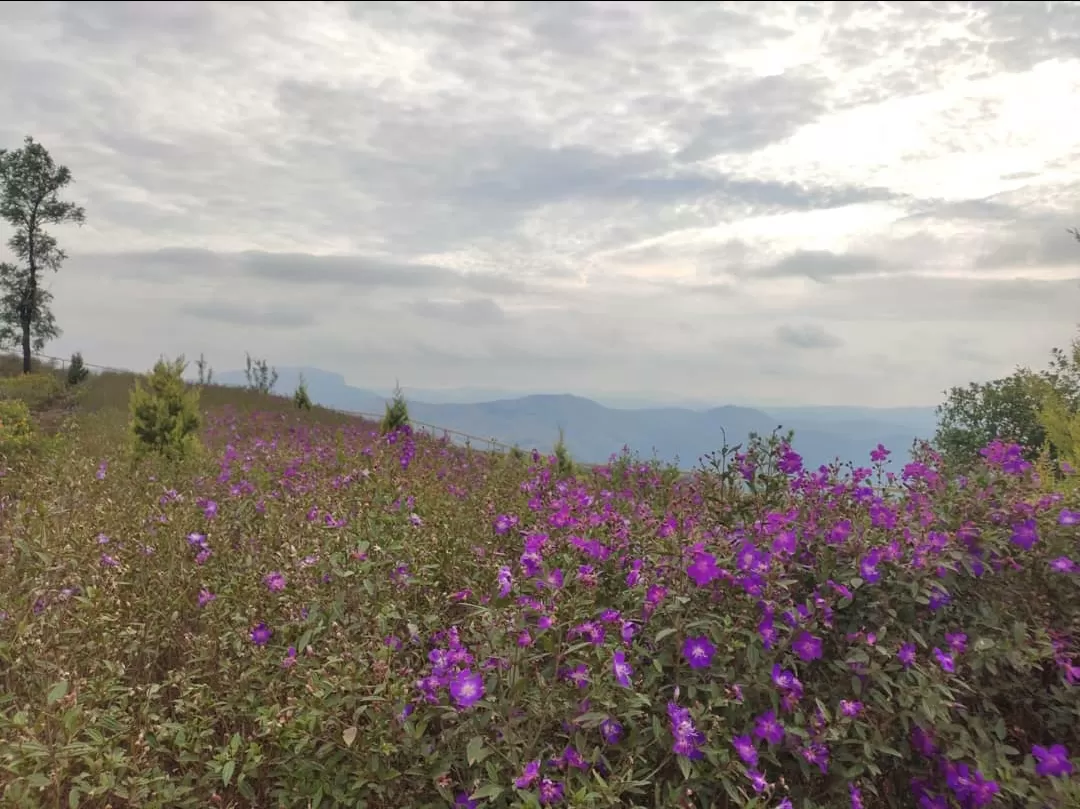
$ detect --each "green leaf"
[342,726,358,747]
[677,755,692,781]
[222,759,236,787]
[68,788,81,809]
[654,627,677,642]
[470,783,503,800]
[466,735,486,766]
[46,680,69,706]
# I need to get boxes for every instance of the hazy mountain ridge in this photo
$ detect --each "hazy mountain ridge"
[214,366,938,470]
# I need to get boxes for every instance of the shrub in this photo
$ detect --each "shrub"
[294,373,313,410]
[66,351,89,385]
[0,397,34,456]
[553,426,575,477]
[128,355,202,459]
[381,383,409,433]
[0,370,66,409]
[3,408,1080,808]
[244,352,278,394]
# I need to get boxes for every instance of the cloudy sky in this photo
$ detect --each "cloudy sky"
[1,1,1079,407]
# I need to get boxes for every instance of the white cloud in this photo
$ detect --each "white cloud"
[1,0,1079,407]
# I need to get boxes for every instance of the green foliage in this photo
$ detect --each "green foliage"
[128,356,202,460]
[2,403,1080,809]
[553,426,575,477]
[0,370,66,410]
[65,351,89,386]
[244,352,278,394]
[381,383,410,433]
[0,136,85,372]
[934,369,1050,469]
[0,397,34,456]
[293,373,313,410]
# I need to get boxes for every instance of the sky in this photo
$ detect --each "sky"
[1,1,1079,407]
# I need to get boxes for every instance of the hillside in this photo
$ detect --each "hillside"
[215,365,936,469]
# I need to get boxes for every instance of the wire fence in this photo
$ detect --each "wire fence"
[27,352,521,454]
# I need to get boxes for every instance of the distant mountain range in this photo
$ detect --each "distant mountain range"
[213,366,939,470]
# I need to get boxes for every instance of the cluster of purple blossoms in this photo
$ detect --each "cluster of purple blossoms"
[667,701,704,759]
[414,627,486,710]
[908,727,1000,807]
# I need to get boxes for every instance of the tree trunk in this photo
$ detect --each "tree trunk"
[21,315,31,374]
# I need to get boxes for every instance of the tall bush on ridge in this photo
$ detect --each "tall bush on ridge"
[65,351,88,386]
[381,383,409,433]
[128,355,202,459]
[293,373,313,410]
[244,352,278,394]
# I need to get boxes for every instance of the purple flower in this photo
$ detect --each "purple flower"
[1058,508,1080,526]
[538,778,564,805]
[754,710,785,745]
[682,635,716,669]
[250,623,272,646]
[100,554,119,568]
[1033,743,1073,778]
[668,702,705,759]
[496,566,513,597]
[746,769,769,793]
[686,551,720,587]
[793,631,823,662]
[732,734,758,765]
[197,589,216,607]
[599,718,623,744]
[264,571,286,592]
[932,647,955,673]
[612,650,633,687]
[1050,556,1077,573]
[449,670,484,709]
[1010,519,1038,551]
[455,794,478,809]
[898,642,917,668]
[515,760,540,788]
[563,664,590,688]
[840,699,862,717]
[849,783,864,809]
[945,632,967,654]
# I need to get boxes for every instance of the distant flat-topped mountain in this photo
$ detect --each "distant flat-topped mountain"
[213,366,936,470]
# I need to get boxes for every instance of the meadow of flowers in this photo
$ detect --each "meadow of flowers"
[2,391,1080,808]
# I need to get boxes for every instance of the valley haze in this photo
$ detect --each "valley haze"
[215,365,937,470]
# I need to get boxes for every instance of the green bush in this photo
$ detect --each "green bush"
[66,352,89,386]
[0,371,65,409]
[294,374,313,410]
[244,352,278,394]
[0,397,34,456]
[381,384,409,433]
[128,356,202,459]
[553,427,575,477]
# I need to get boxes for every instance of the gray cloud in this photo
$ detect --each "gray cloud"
[775,324,844,350]
[179,301,315,329]
[676,71,830,162]
[1,1,1079,407]
[412,297,507,326]
[85,249,528,295]
[757,250,889,282]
